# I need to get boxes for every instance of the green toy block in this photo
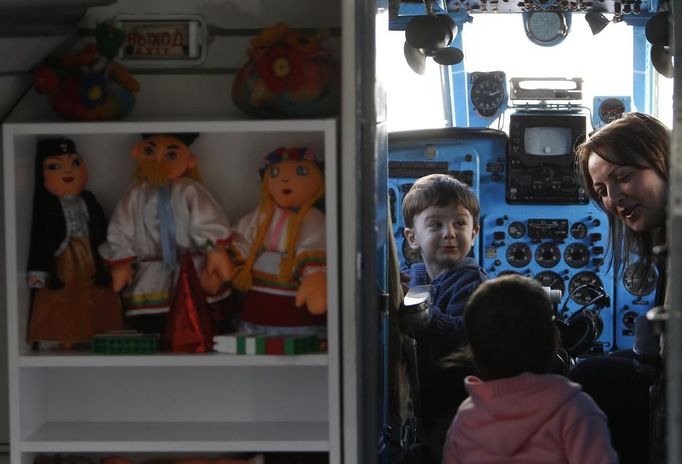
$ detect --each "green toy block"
[92,332,159,354]
[284,335,319,354]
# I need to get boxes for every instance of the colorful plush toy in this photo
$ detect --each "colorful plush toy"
[33,23,140,120]
[27,137,124,349]
[99,133,234,336]
[232,23,340,118]
[231,147,327,337]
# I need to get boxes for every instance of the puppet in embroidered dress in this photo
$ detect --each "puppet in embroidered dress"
[231,147,327,337]
[99,133,234,334]
[27,137,123,349]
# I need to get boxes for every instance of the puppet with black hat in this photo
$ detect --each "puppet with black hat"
[99,133,234,341]
[27,137,124,349]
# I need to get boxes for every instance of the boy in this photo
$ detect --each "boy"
[399,173,487,463]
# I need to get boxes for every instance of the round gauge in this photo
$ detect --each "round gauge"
[401,236,422,266]
[508,221,526,239]
[524,11,569,46]
[599,98,626,125]
[622,310,638,330]
[535,270,565,297]
[535,242,561,268]
[470,78,505,118]
[506,242,532,268]
[570,222,587,239]
[568,272,604,306]
[564,243,590,268]
[623,264,658,296]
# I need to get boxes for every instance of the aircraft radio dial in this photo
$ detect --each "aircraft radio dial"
[535,242,561,268]
[564,243,590,268]
[506,242,532,267]
[568,272,604,306]
[535,270,565,297]
[623,264,658,296]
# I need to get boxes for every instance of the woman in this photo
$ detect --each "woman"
[571,112,669,464]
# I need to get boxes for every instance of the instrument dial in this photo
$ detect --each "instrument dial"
[622,310,638,330]
[599,98,627,125]
[525,11,569,46]
[535,270,565,297]
[535,242,561,268]
[564,243,590,268]
[623,264,658,296]
[568,272,604,306]
[570,222,587,239]
[508,221,526,239]
[506,242,532,268]
[470,78,505,118]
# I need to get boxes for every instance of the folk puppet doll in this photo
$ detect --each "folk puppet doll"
[231,147,327,337]
[99,133,234,334]
[27,137,123,349]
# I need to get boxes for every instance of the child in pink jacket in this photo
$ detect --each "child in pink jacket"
[442,275,618,464]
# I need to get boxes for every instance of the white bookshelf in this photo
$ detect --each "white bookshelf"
[3,112,340,464]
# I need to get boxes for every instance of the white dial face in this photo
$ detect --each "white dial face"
[527,12,564,43]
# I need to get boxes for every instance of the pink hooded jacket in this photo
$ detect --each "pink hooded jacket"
[443,372,619,464]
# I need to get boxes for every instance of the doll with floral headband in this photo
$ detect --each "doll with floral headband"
[231,147,327,337]
[27,137,123,349]
[99,133,234,334]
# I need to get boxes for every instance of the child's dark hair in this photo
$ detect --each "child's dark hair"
[401,174,479,228]
[464,274,559,380]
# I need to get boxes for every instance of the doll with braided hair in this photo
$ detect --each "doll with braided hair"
[231,147,327,337]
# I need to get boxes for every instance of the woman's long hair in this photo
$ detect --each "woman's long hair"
[574,112,669,287]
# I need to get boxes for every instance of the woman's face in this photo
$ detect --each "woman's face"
[42,153,88,197]
[587,152,667,233]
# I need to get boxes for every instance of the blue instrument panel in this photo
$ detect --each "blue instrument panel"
[389,126,658,353]
[480,208,614,352]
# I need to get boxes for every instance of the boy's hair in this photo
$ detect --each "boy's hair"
[401,174,480,228]
[464,274,559,380]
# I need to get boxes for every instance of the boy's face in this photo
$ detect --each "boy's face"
[404,202,479,279]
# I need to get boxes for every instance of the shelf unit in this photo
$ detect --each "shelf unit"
[3,113,340,464]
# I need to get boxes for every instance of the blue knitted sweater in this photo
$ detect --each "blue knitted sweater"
[402,257,488,435]
[404,257,488,351]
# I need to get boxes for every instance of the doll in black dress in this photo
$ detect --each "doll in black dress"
[27,137,123,349]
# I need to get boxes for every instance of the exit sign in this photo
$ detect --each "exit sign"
[114,14,208,67]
